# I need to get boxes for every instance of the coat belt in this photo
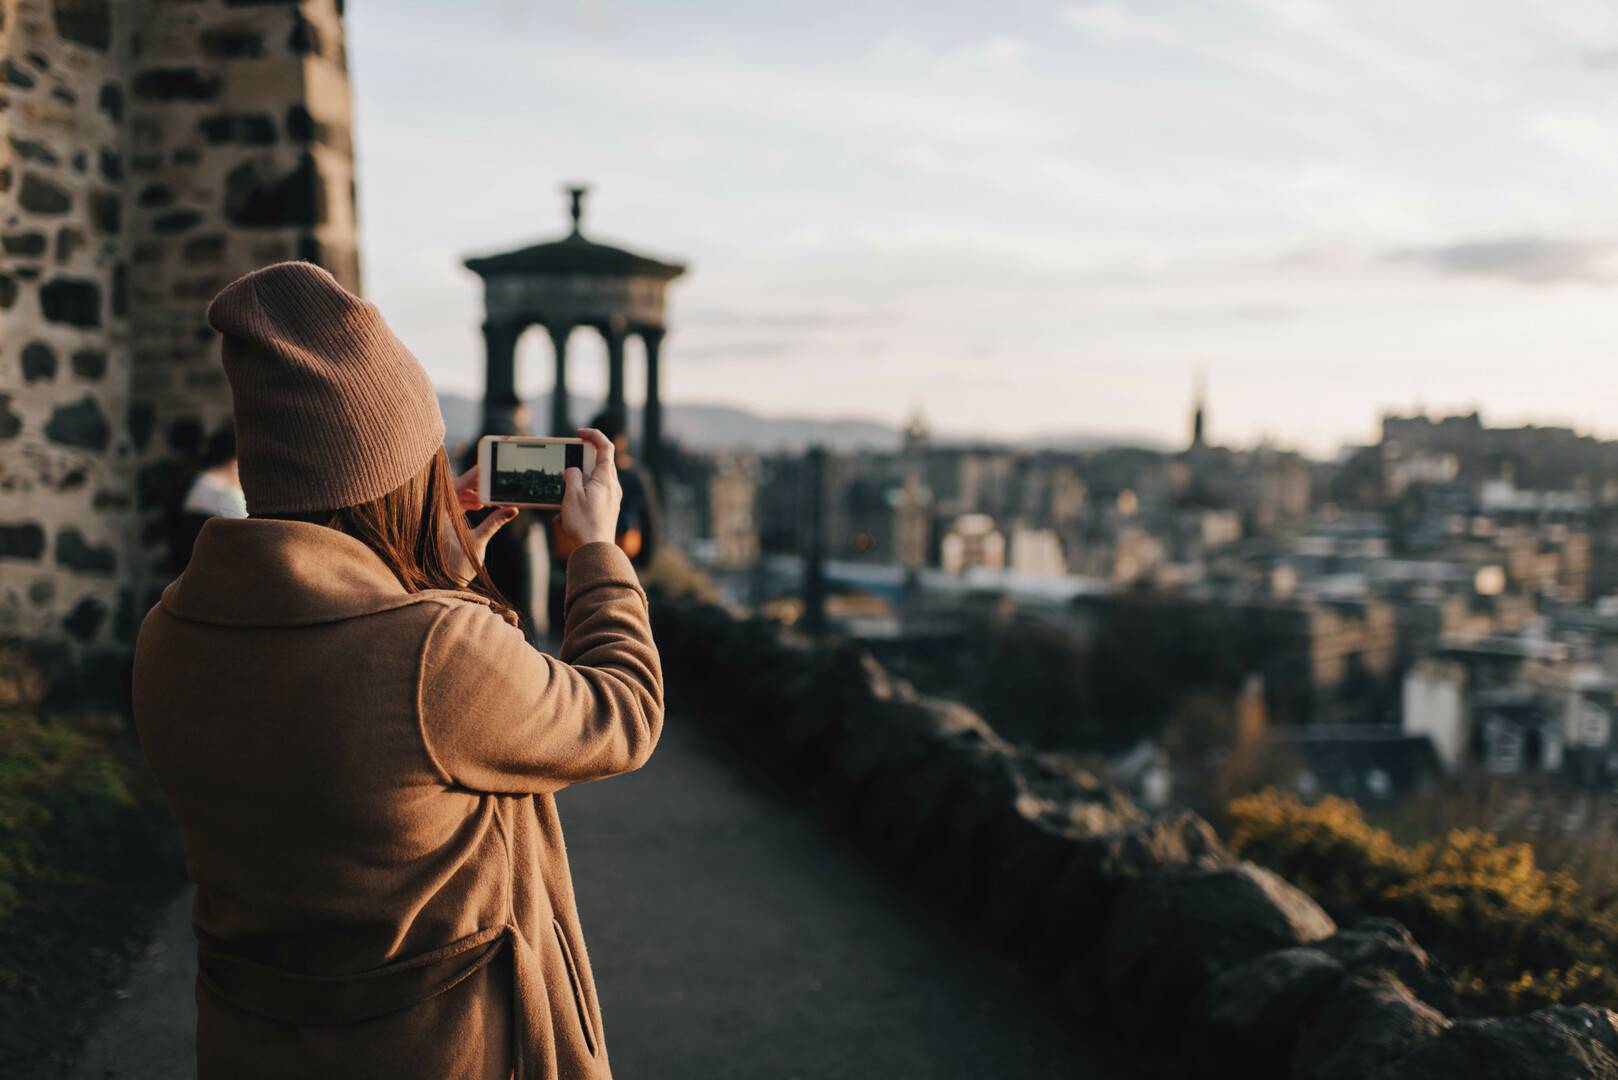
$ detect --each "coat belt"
[197,922,512,1029]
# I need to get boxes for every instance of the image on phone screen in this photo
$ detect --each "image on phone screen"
[489,441,583,504]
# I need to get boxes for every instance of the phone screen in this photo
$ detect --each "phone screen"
[489,440,583,504]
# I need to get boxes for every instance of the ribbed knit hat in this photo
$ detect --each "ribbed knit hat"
[206,261,446,515]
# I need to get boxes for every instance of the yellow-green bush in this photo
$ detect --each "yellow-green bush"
[1227,789,1618,1015]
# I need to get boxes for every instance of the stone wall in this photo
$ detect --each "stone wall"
[2,0,137,688]
[0,0,357,697]
[651,592,1618,1079]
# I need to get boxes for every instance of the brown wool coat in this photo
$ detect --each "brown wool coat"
[132,516,664,1080]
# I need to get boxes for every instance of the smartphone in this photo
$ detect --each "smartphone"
[477,435,596,509]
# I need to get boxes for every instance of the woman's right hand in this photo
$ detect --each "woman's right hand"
[559,428,622,551]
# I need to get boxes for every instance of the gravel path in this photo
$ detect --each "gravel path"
[64,718,1121,1079]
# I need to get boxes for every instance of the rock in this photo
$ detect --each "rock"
[136,182,173,208]
[1105,862,1336,1051]
[90,190,119,234]
[0,523,46,560]
[62,596,107,643]
[39,277,101,327]
[1191,946,1344,1079]
[98,80,122,121]
[53,0,111,50]
[919,749,1030,912]
[1012,749,1142,831]
[1386,1005,1618,1080]
[183,233,225,263]
[286,104,319,142]
[1316,917,1458,1015]
[288,13,322,54]
[9,135,58,165]
[44,395,109,449]
[224,153,322,228]
[56,225,85,261]
[71,349,106,380]
[201,25,265,59]
[847,733,970,869]
[152,209,202,234]
[21,342,57,383]
[126,402,154,450]
[3,57,36,89]
[1291,972,1450,1080]
[54,527,115,574]
[979,813,1091,953]
[3,231,47,256]
[19,172,70,213]
[131,67,222,102]
[0,394,21,438]
[197,112,277,145]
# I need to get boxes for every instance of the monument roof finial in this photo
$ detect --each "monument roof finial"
[565,183,589,236]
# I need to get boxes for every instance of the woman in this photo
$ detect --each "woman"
[132,261,663,1079]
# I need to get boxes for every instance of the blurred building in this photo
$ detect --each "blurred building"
[707,454,759,568]
[1,0,358,693]
[940,514,1004,574]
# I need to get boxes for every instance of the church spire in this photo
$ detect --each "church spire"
[1190,368,1207,449]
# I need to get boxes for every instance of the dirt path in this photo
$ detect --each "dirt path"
[65,887,196,1080]
[65,718,1123,1079]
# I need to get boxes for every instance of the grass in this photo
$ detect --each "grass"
[0,707,182,1075]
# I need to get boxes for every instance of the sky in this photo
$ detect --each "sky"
[347,0,1618,457]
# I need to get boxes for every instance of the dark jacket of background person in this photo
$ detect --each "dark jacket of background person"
[132,517,664,1079]
[165,422,247,575]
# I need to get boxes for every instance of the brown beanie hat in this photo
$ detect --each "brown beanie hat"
[206,261,446,515]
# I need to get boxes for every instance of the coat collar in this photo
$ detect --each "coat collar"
[162,517,506,627]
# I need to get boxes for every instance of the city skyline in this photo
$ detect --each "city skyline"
[350,1,1618,457]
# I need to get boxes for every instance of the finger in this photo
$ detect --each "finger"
[453,465,483,509]
[576,428,615,472]
[563,466,583,499]
[470,505,518,544]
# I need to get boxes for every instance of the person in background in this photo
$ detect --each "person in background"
[168,420,247,574]
[548,409,660,631]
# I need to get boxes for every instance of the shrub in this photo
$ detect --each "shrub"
[1227,788,1618,1015]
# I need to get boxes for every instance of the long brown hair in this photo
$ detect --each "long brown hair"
[263,447,517,624]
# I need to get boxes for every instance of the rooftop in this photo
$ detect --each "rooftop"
[463,185,687,281]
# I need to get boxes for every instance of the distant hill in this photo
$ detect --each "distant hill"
[437,392,1165,455]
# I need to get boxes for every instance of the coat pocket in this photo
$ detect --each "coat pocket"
[551,918,598,1057]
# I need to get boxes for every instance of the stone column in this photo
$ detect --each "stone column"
[641,328,664,481]
[482,321,521,433]
[603,317,627,431]
[547,323,572,436]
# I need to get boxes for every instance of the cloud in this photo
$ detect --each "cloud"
[669,341,796,361]
[1059,3,1171,42]
[1389,237,1618,285]
[1584,49,1618,70]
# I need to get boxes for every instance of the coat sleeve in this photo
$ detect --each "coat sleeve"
[416,541,665,795]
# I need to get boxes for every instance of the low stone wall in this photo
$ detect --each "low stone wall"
[651,592,1618,1079]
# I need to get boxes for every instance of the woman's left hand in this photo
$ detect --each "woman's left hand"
[441,464,517,587]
